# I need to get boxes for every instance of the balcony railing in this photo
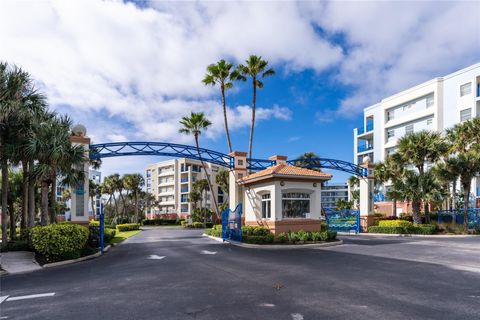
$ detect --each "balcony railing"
[181,188,189,193]
[357,144,374,153]
[477,84,480,97]
[181,198,188,203]
[181,208,188,213]
[180,178,188,183]
[357,122,374,135]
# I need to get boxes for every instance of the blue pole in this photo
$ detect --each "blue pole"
[100,202,104,254]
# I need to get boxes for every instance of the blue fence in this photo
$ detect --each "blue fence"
[222,204,242,242]
[438,209,480,229]
[325,209,360,234]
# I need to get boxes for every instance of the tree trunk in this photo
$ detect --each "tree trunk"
[49,172,57,224]
[412,200,422,224]
[135,192,139,223]
[90,195,96,218]
[392,198,397,217]
[463,182,470,233]
[28,159,35,227]
[195,135,220,219]
[424,202,430,223]
[1,159,9,247]
[248,77,256,161]
[21,160,28,233]
[40,181,49,226]
[221,85,232,153]
[452,180,457,210]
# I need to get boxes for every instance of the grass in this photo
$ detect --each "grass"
[109,230,141,245]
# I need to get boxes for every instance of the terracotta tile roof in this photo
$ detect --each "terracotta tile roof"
[239,164,332,183]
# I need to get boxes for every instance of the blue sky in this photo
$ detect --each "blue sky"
[1,1,479,182]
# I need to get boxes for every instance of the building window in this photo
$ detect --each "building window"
[402,104,411,111]
[460,82,472,97]
[387,129,395,141]
[405,124,414,135]
[426,95,434,108]
[238,159,244,166]
[282,192,310,219]
[427,118,433,125]
[261,194,271,219]
[238,173,243,179]
[460,108,471,122]
[386,110,394,121]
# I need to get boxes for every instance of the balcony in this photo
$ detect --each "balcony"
[180,177,188,183]
[181,208,188,213]
[357,122,374,135]
[180,197,188,203]
[181,187,189,193]
[358,143,374,153]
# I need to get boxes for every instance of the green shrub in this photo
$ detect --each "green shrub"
[205,222,214,228]
[181,220,188,227]
[326,230,337,241]
[192,222,204,228]
[276,232,288,243]
[368,226,405,234]
[205,227,222,237]
[369,224,436,235]
[311,232,322,242]
[31,223,89,259]
[116,223,140,232]
[89,220,100,226]
[288,231,300,244]
[243,233,274,244]
[104,228,116,243]
[410,224,436,235]
[296,230,310,242]
[378,220,413,228]
[320,222,328,232]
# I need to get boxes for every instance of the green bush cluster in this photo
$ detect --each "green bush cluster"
[278,230,337,244]
[116,223,140,232]
[205,224,222,237]
[104,228,117,243]
[0,240,31,252]
[242,226,274,244]
[31,223,89,259]
[378,220,413,228]
[368,224,436,235]
[182,221,213,228]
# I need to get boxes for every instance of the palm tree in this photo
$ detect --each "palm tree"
[293,152,321,168]
[89,179,98,217]
[123,173,145,222]
[179,112,220,218]
[1,62,46,240]
[202,59,242,153]
[374,153,405,216]
[445,152,480,232]
[236,55,275,160]
[432,161,459,210]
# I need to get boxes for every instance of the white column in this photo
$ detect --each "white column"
[228,152,247,211]
[359,157,375,216]
[70,125,90,224]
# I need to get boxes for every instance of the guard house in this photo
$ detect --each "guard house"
[238,155,332,235]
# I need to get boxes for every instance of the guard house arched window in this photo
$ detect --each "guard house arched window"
[261,193,271,219]
[282,192,310,218]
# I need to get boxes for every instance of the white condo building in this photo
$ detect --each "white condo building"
[321,182,349,210]
[353,63,480,209]
[145,158,225,218]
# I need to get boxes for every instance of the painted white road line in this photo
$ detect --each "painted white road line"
[0,296,9,304]
[147,255,166,260]
[200,250,217,255]
[0,316,9,319]
[6,292,55,302]
[291,313,304,320]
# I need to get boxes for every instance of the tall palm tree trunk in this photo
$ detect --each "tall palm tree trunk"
[221,86,232,153]
[21,160,28,233]
[195,135,220,218]
[8,199,15,240]
[134,192,139,223]
[462,182,470,233]
[392,198,397,217]
[412,200,422,224]
[28,159,35,227]
[452,180,457,210]
[248,77,257,161]
[49,172,57,223]
[1,160,9,246]
[40,181,49,225]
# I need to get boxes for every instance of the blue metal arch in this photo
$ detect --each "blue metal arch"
[89,142,367,177]
[89,142,233,168]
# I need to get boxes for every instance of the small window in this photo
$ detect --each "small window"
[405,124,414,135]
[426,95,434,108]
[402,104,411,111]
[460,82,472,97]
[427,118,433,125]
[386,110,394,121]
[237,159,244,166]
[460,109,471,122]
[387,129,395,141]
[238,173,243,179]
[261,193,271,219]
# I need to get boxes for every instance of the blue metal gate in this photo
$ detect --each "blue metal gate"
[222,204,242,242]
[325,209,360,234]
[438,209,480,229]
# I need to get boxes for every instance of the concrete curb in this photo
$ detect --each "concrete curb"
[202,234,343,249]
[43,245,111,268]
[340,232,480,238]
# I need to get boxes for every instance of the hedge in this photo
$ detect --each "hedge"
[205,224,222,237]
[116,223,140,232]
[286,230,336,243]
[368,224,436,235]
[143,219,179,226]
[378,220,413,228]
[242,226,274,244]
[31,223,89,259]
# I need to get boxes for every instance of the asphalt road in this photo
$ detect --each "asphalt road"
[1,228,479,320]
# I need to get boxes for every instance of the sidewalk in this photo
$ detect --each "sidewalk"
[0,251,42,274]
